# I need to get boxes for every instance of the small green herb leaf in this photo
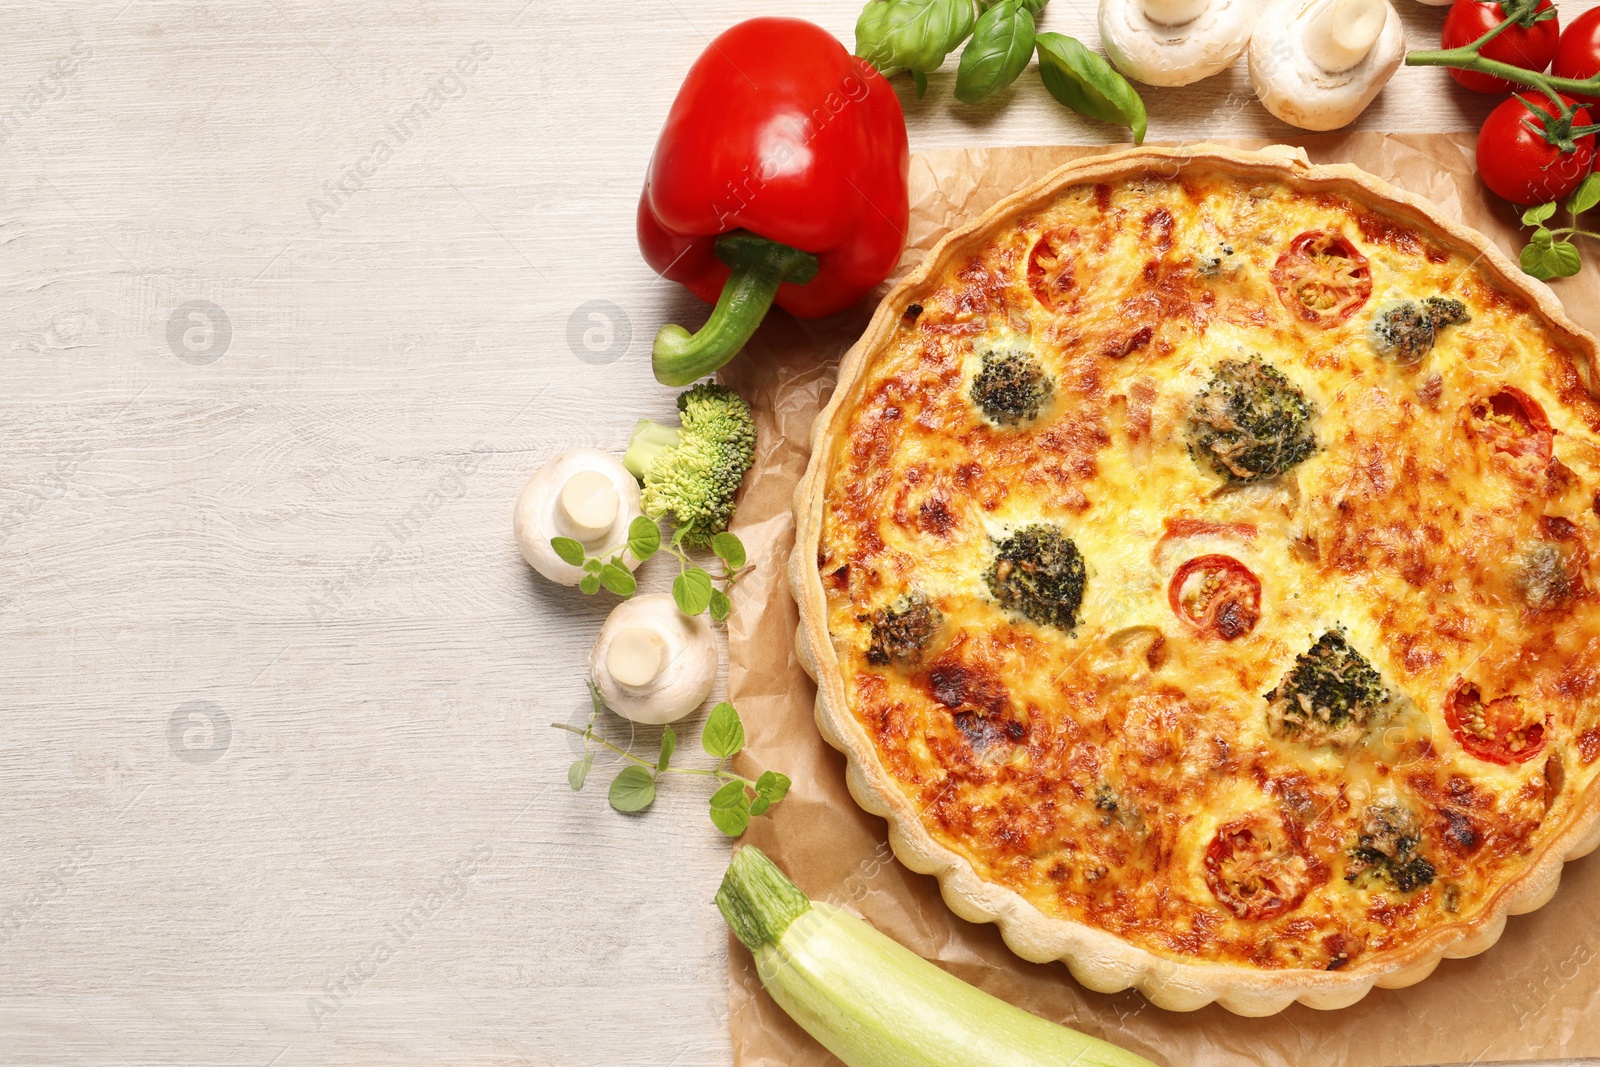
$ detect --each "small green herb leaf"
[911,69,929,97]
[750,795,771,817]
[1523,201,1558,226]
[583,558,603,573]
[709,801,752,837]
[702,701,746,759]
[628,516,661,562]
[1522,236,1582,280]
[955,0,1036,105]
[599,561,637,597]
[1035,32,1147,144]
[856,0,978,78]
[608,766,657,812]
[568,752,593,791]
[711,531,747,570]
[710,778,748,810]
[1568,173,1600,215]
[756,770,793,805]
[551,537,586,567]
[658,725,677,772]
[673,567,715,616]
[579,574,601,595]
[709,588,732,623]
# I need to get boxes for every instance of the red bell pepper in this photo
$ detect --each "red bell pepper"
[638,17,910,386]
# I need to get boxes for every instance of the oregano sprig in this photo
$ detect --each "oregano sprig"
[551,516,748,623]
[554,684,791,837]
[1519,172,1600,280]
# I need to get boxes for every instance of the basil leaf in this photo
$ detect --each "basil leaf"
[627,516,661,562]
[756,770,792,805]
[702,701,746,759]
[984,0,1048,10]
[657,725,676,772]
[711,531,746,570]
[551,537,586,567]
[1522,201,1558,226]
[607,766,656,812]
[1035,32,1147,144]
[955,0,1036,104]
[911,69,929,98]
[708,588,732,623]
[598,561,636,597]
[1569,173,1600,215]
[709,779,747,810]
[856,0,978,77]
[568,753,593,791]
[672,567,714,616]
[709,801,751,838]
[578,574,601,595]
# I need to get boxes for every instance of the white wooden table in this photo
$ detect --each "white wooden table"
[0,2,1592,1064]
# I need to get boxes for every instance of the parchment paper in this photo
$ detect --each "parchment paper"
[718,134,1600,1067]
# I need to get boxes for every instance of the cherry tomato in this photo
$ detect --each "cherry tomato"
[1477,93,1597,205]
[1555,8,1600,105]
[1442,0,1560,95]
[1271,231,1372,325]
[1204,814,1319,921]
[1444,681,1548,764]
[1168,555,1262,640]
[1028,228,1080,311]
[1465,387,1555,474]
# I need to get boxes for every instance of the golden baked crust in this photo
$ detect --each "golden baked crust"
[789,145,1600,1014]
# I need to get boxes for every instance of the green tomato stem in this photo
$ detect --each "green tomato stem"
[652,232,820,388]
[1406,46,1600,98]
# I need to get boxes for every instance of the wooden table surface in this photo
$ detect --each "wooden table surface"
[2,1,1595,1065]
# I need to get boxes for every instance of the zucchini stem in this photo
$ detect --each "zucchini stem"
[715,846,813,952]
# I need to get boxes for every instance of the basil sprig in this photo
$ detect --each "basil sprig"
[1036,32,1147,144]
[856,0,977,79]
[955,0,1036,104]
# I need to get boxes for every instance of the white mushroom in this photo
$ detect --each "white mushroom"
[1249,0,1404,131]
[1099,0,1259,87]
[590,593,717,725]
[514,448,643,586]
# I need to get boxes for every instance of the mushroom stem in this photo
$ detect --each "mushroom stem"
[557,470,621,541]
[1304,0,1385,73]
[1141,0,1211,25]
[608,626,667,688]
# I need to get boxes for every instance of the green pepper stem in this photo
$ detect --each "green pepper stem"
[652,232,819,388]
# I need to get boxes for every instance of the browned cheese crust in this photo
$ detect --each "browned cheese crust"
[815,161,1600,975]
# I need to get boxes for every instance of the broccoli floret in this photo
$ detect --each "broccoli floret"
[623,383,756,549]
[986,524,1086,632]
[1346,803,1436,893]
[1367,296,1470,365]
[1265,630,1392,748]
[971,339,1053,427]
[1186,356,1317,482]
[866,592,944,666]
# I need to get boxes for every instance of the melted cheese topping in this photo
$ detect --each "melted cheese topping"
[818,169,1600,971]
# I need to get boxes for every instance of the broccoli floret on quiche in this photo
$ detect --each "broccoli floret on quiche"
[1366,296,1470,365]
[970,339,1053,427]
[866,592,944,667]
[1265,631,1393,748]
[1186,356,1317,482]
[1346,803,1436,893]
[985,524,1086,632]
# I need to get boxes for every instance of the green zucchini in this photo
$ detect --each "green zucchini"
[716,846,1160,1067]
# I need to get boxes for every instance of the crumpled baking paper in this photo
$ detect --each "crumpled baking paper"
[718,135,1600,1067]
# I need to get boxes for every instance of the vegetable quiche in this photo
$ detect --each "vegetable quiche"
[789,145,1600,1014]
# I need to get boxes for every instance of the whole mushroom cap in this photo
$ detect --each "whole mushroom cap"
[515,448,643,586]
[590,593,718,725]
[1249,0,1404,131]
[1099,0,1259,87]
